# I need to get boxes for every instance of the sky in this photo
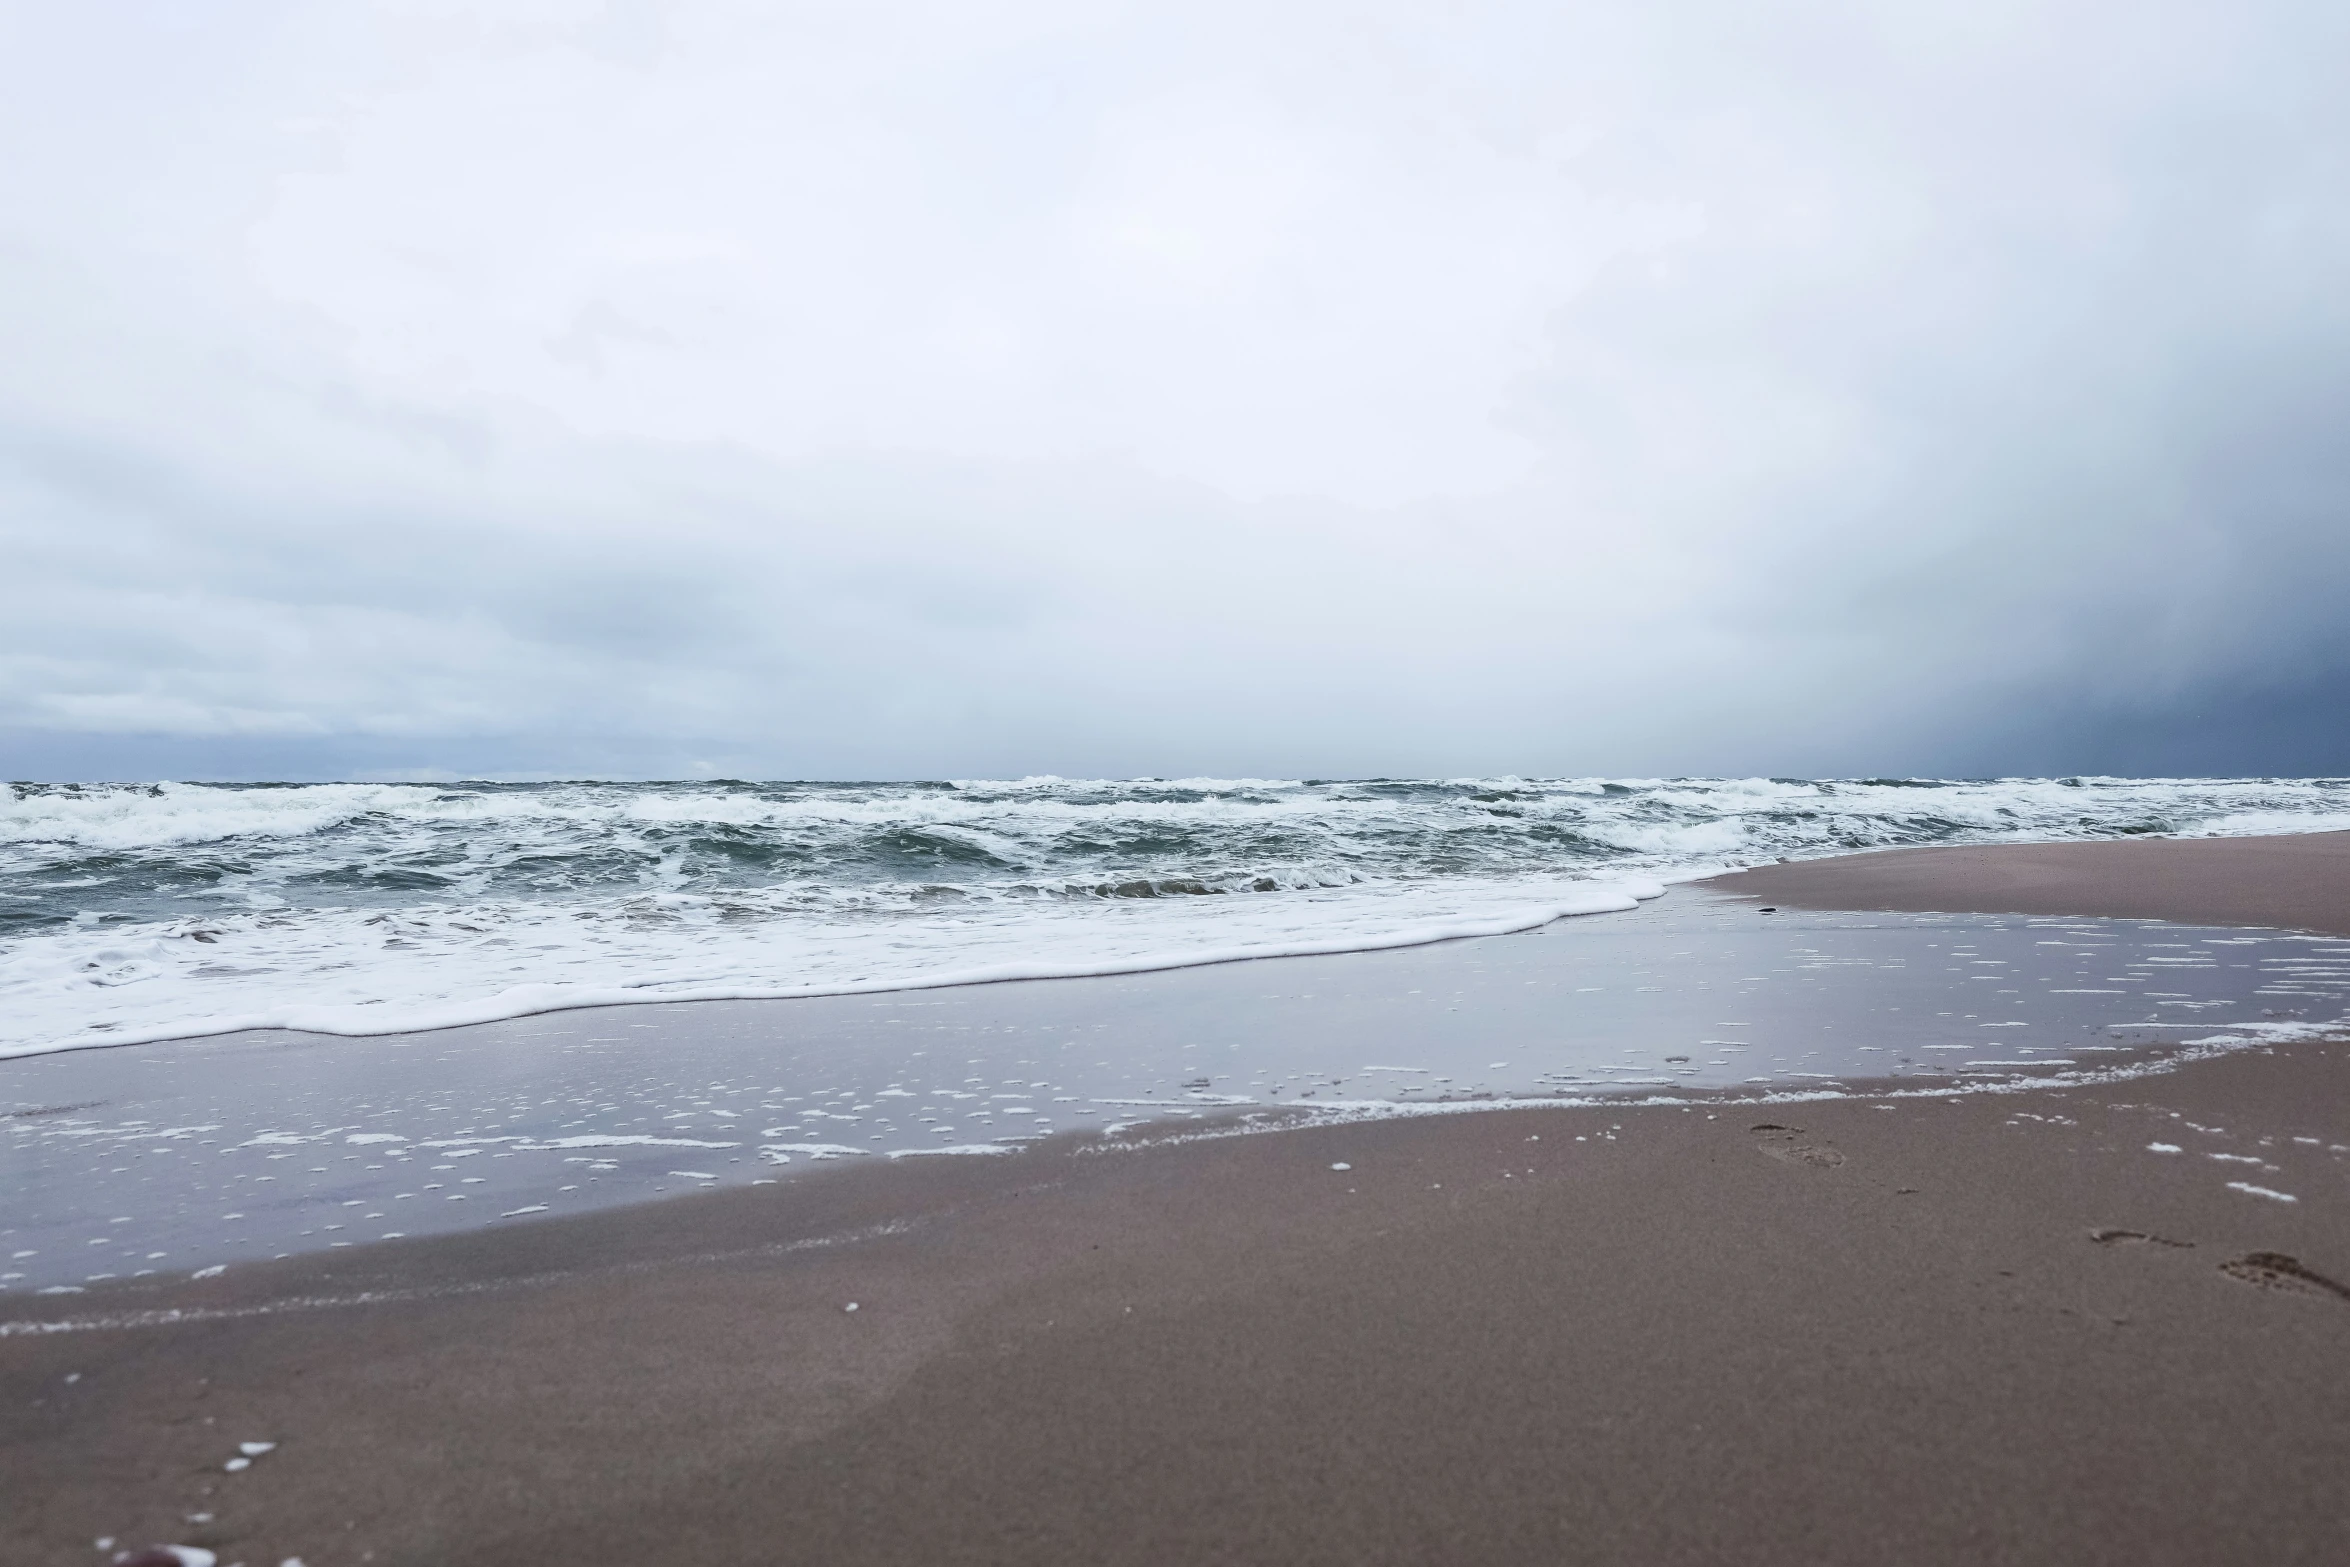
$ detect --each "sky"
[3,0,2346,782]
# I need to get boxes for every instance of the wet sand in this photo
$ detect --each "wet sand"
[1704,829,2350,936]
[8,836,2350,1566]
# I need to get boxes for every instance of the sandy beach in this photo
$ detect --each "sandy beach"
[1706,829,2350,936]
[7,833,2350,1566]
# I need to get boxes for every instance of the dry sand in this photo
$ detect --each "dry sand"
[8,834,2350,1566]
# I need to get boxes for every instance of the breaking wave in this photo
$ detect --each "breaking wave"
[3,774,2344,1057]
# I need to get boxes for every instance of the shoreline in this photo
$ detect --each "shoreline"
[7,832,2350,1565]
[13,889,2335,1294]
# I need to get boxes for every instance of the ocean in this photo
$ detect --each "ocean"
[4,774,2346,1059]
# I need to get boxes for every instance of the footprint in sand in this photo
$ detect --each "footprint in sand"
[1749,1124,1845,1168]
[2219,1251,2350,1305]
[2089,1228,2195,1249]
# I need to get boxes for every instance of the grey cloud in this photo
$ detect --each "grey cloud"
[3,2,2347,782]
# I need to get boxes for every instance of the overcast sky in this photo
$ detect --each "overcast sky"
[4,0,2346,782]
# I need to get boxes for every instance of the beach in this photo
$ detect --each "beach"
[1708,828,2350,933]
[7,833,2350,1565]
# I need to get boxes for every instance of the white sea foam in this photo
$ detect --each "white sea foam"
[520,1135,738,1151]
[4,774,2344,1058]
[2224,1181,2298,1203]
[888,1144,1020,1158]
[0,877,1658,1055]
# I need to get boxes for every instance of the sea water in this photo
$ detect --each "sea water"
[4,774,2347,1058]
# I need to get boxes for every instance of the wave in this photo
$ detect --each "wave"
[0,880,1665,1058]
[3,774,2346,1058]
